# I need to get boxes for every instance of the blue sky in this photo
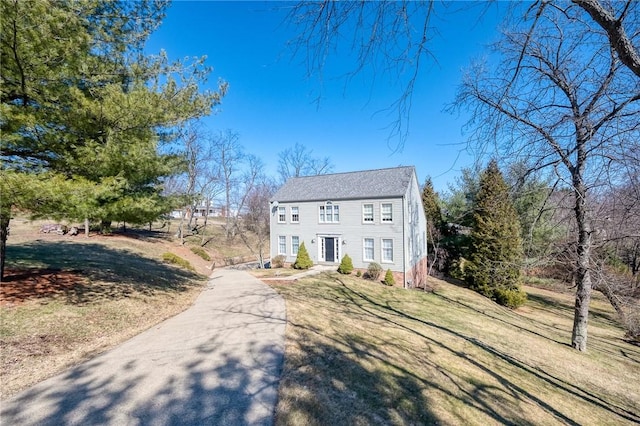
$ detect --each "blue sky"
[146,1,506,193]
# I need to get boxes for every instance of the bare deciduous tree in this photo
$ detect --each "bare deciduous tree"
[277,142,333,183]
[454,2,640,351]
[238,179,277,268]
[289,0,640,350]
[212,129,244,240]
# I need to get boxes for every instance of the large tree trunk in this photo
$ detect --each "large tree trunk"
[571,173,592,351]
[0,213,10,281]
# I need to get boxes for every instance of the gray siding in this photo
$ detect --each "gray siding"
[270,197,406,272]
[269,166,428,285]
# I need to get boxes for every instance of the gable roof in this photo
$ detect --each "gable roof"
[272,166,416,202]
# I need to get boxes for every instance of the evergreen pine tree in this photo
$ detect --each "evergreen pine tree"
[293,242,313,270]
[422,177,443,232]
[422,177,445,273]
[466,160,526,308]
[383,269,396,286]
[337,254,354,274]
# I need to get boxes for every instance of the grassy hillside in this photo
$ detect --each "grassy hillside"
[270,273,640,425]
[0,216,256,399]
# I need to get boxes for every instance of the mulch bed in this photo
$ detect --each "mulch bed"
[1,268,85,306]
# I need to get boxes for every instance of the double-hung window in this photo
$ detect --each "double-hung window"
[278,206,286,223]
[278,236,287,255]
[290,206,299,223]
[363,238,375,261]
[291,236,300,255]
[363,203,374,223]
[381,203,393,222]
[319,203,339,223]
[382,238,394,262]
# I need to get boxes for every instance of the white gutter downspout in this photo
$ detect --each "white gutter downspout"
[402,195,406,289]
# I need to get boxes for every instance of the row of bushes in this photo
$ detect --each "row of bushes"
[275,247,396,286]
[337,255,394,285]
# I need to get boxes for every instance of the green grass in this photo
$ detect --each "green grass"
[190,246,211,261]
[270,273,640,425]
[162,252,195,271]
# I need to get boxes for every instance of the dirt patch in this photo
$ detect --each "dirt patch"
[1,268,86,306]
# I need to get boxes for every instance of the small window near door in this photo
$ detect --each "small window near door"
[363,203,374,223]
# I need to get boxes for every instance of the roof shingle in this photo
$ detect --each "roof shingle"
[272,166,416,202]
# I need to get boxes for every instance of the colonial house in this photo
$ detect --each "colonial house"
[269,166,428,288]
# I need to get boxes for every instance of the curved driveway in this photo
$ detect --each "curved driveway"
[1,268,286,425]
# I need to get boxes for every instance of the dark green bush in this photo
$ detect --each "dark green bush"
[293,242,313,270]
[162,252,195,271]
[356,270,362,278]
[366,262,382,281]
[383,269,396,286]
[337,254,354,274]
[272,255,286,268]
[190,246,211,261]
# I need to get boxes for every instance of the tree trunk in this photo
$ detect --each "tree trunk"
[100,220,112,234]
[594,280,628,325]
[0,213,10,281]
[571,175,592,352]
[84,218,90,238]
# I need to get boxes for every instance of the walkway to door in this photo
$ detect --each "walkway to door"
[1,268,286,426]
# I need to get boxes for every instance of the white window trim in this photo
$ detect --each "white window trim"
[381,238,394,263]
[381,203,393,223]
[319,203,340,223]
[278,206,286,223]
[363,238,375,262]
[362,203,374,223]
[278,235,287,255]
[291,206,299,223]
[291,235,300,255]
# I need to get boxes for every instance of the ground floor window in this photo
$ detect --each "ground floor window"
[363,238,374,261]
[291,235,300,255]
[278,236,286,255]
[382,238,394,262]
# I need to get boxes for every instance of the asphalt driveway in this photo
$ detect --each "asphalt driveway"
[0,268,286,425]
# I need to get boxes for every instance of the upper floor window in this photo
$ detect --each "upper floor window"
[381,203,393,222]
[319,203,340,223]
[362,203,374,223]
[278,206,286,223]
[291,206,299,223]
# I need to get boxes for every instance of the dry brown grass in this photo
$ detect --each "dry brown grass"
[0,217,242,400]
[270,273,640,425]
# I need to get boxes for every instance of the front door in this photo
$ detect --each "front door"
[325,237,335,262]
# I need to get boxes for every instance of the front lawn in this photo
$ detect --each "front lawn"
[270,273,640,425]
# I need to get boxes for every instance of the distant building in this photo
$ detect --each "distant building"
[170,204,225,219]
[270,166,428,288]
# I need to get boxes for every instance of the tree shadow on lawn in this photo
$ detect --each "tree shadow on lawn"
[0,298,283,425]
[3,241,203,305]
[285,275,640,425]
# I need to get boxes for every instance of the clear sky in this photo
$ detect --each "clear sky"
[146,1,506,193]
